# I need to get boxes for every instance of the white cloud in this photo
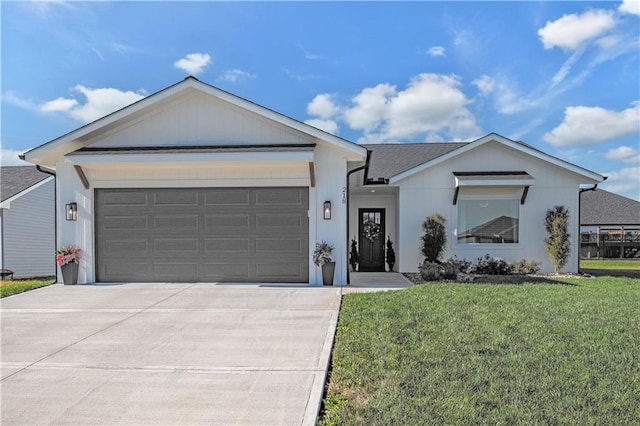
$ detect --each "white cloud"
[344,74,481,143]
[40,85,146,123]
[619,0,640,16]
[538,9,616,50]
[306,94,340,120]
[0,147,30,166]
[297,43,322,60]
[605,146,640,164]
[427,46,446,57]
[174,53,211,75]
[344,83,396,133]
[551,49,585,87]
[544,102,640,146]
[600,166,640,200]
[472,75,495,96]
[304,118,338,135]
[219,69,256,83]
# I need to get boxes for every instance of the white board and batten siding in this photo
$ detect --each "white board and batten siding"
[2,178,55,278]
[396,141,587,274]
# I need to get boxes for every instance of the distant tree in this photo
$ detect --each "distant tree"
[544,206,570,273]
[386,236,396,271]
[421,213,447,263]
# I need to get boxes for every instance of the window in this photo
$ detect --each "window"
[457,198,519,244]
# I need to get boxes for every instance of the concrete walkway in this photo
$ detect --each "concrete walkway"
[345,272,414,293]
[1,283,341,425]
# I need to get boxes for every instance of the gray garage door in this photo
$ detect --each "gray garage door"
[95,187,309,283]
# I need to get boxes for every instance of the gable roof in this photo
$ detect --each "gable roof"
[1,166,53,203]
[580,189,640,226]
[384,133,604,184]
[23,77,366,168]
[362,142,467,181]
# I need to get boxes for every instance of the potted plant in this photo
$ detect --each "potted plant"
[56,245,81,285]
[313,241,335,285]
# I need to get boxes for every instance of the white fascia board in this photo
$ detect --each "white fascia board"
[0,176,54,209]
[66,150,314,166]
[389,132,605,184]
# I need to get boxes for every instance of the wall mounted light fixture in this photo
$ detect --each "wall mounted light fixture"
[66,202,77,221]
[323,201,332,220]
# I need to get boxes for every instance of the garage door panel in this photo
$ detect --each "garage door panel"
[255,188,306,206]
[103,261,152,279]
[154,263,199,280]
[204,238,250,254]
[96,188,309,283]
[255,238,304,253]
[152,190,199,206]
[203,189,251,206]
[154,238,199,254]
[256,262,305,280]
[102,191,148,206]
[103,238,149,255]
[204,263,250,280]
[103,215,148,230]
[204,214,250,231]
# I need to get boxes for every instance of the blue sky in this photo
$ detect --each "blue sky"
[2,1,639,200]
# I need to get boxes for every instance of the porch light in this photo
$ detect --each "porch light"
[323,201,332,220]
[66,203,77,221]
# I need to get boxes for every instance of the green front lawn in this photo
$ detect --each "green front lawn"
[321,277,640,424]
[581,259,640,270]
[1,278,56,298]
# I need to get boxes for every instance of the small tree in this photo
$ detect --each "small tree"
[421,213,447,263]
[349,237,359,271]
[544,206,570,273]
[386,236,396,271]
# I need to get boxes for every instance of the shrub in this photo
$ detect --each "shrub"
[420,261,444,281]
[386,236,396,271]
[512,259,542,275]
[544,206,570,273]
[421,213,447,263]
[349,238,359,271]
[470,254,513,275]
[443,256,472,274]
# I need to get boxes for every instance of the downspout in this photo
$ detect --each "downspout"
[345,150,371,284]
[36,166,58,283]
[578,177,607,270]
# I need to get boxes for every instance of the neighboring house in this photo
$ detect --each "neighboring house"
[22,77,604,285]
[0,166,56,278]
[579,189,640,259]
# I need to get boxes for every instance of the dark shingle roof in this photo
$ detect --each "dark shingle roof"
[580,189,640,226]
[362,142,468,180]
[0,166,52,202]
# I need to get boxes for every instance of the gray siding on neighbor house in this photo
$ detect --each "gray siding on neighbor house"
[2,179,55,278]
[95,187,309,283]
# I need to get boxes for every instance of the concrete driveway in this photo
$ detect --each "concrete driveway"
[1,283,341,425]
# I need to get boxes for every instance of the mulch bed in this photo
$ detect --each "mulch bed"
[403,272,592,285]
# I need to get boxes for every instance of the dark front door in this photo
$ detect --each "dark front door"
[358,208,385,272]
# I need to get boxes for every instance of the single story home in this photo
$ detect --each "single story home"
[22,77,605,285]
[0,166,56,278]
[580,189,640,259]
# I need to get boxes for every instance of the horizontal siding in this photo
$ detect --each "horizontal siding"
[3,179,55,278]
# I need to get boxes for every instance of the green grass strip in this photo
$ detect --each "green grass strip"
[1,278,56,298]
